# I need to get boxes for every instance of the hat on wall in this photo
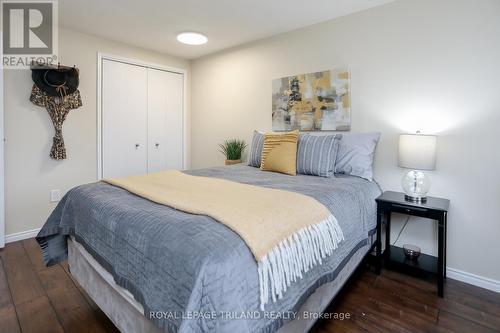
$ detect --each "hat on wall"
[31,64,80,97]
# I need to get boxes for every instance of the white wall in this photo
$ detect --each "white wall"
[191,0,500,282]
[4,28,190,236]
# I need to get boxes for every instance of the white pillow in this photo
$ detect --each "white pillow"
[334,132,381,181]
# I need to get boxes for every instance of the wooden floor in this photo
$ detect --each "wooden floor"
[1,239,499,333]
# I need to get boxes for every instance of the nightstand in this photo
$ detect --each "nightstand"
[375,191,450,297]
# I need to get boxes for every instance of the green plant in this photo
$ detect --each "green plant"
[218,139,247,160]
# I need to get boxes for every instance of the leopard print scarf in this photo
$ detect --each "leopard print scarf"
[30,85,83,160]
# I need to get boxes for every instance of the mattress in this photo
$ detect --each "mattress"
[68,237,373,333]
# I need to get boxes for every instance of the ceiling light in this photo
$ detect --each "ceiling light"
[176,32,208,45]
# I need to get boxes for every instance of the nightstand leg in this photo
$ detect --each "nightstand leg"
[444,213,447,280]
[385,212,391,259]
[376,211,383,274]
[438,216,444,297]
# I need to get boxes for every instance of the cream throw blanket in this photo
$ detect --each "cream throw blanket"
[104,170,344,309]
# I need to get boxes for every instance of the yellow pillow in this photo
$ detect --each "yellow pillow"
[260,130,299,176]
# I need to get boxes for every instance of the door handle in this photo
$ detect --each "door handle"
[135,143,140,149]
[155,143,160,148]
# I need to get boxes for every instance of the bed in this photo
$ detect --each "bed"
[37,165,382,333]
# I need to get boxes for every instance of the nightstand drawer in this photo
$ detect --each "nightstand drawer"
[378,202,443,219]
[391,204,428,214]
[378,202,431,218]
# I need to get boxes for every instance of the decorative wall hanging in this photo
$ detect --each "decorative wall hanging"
[30,64,82,160]
[272,68,350,131]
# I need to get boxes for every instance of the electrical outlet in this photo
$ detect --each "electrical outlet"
[50,189,61,202]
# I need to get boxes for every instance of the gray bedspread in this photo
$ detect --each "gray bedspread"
[37,165,381,333]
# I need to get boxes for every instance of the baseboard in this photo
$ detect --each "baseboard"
[5,228,41,244]
[447,266,500,293]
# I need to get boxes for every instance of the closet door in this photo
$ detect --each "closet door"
[147,68,183,172]
[102,60,148,178]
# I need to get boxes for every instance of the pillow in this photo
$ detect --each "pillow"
[260,130,299,176]
[334,132,381,181]
[249,130,308,168]
[248,130,265,167]
[297,134,342,177]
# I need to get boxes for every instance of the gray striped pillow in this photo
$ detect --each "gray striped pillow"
[296,134,342,177]
[248,131,265,167]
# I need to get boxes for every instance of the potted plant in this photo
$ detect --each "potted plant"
[218,139,247,165]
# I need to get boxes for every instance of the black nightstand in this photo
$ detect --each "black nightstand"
[375,191,450,297]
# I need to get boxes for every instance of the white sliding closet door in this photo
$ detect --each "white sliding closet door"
[102,60,148,178]
[147,68,183,172]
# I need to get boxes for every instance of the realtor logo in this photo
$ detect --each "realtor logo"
[2,0,58,68]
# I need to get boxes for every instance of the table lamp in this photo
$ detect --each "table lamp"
[398,131,437,202]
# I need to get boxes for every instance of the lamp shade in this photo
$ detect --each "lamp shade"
[398,134,437,170]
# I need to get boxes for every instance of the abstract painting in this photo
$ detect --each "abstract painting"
[272,68,350,131]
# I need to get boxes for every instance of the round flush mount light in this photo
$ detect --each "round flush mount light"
[176,32,208,45]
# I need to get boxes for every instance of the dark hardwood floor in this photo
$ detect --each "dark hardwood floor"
[1,239,499,333]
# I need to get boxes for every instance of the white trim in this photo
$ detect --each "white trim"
[98,53,187,76]
[96,52,188,180]
[5,228,41,244]
[0,31,5,248]
[447,266,500,293]
[96,52,103,180]
[182,65,188,169]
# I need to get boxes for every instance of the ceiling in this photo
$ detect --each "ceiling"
[59,0,394,60]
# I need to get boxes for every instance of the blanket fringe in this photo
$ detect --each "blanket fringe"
[257,214,344,310]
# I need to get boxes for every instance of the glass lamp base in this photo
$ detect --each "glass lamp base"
[401,170,431,202]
